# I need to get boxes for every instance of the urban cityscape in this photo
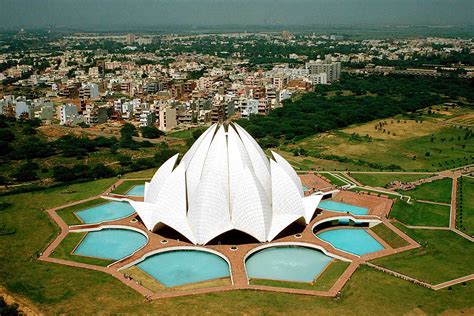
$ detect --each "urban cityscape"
[0,0,473,315]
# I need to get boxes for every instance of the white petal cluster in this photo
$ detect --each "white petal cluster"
[129,123,322,245]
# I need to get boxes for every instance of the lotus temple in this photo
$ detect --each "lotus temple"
[40,123,420,298]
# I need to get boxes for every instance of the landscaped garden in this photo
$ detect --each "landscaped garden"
[349,173,434,188]
[371,223,409,248]
[371,225,474,284]
[389,199,451,227]
[0,169,473,314]
[400,178,453,204]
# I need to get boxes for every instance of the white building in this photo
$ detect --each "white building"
[139,110,156,127]
[239,98,259,118]
[15,101,31,118]
[309,73,328,85]
[59,104,79,125]
[305,60,341,82]
[128,123,323,245]
[79,83,99,100]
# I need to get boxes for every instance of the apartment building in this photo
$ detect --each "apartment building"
[158,106,177,131]
[305,60,341,82]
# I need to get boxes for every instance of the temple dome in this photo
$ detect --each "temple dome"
[128,123,322,245]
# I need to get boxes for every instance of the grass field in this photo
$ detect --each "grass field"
[50,232,113,267]
[167,127,203,139]
[371,224,409,248]
[276,150,374,172]
[458,176,474,236]
[371,226,474,284]
[249,260,350,291]
[122,168,155,179]
[349,173,434,188]
[56,198,108,226]
[284,110,474,172]
[389,199,451,227]
[401,178,452,203]
[1,177,473,314]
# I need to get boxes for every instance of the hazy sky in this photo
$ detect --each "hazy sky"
[0,0,472,30]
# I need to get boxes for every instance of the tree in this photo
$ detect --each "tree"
[0,129,15,142]
[120,123,138,139]
[140,126,164,139]
[52,166,76,182]
[0,296,20,316]
[11,161,39,182]
[117,155,132,166]
[192,128,206,140]
[90,164,115,178]
[11,137,54,159]
[154,148,179,166]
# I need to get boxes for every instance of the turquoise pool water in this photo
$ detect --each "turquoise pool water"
[316,228,384,256]
[245,247,332,282]
[126,185,145,196]
[302,185,309,191]
[137,250,230,287]
[74,229,147,260]
[319,200,368,215]
[75,201,135,224]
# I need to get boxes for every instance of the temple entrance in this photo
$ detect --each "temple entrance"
[207,229,260,245]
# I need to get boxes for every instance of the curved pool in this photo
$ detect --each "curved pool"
[137,250,230,287]
[126,185,145,197]
[75,201,135,224]
[316,228,384,256]
[245,246,332,283]
[74,229,147,260]
[319,200,368,215]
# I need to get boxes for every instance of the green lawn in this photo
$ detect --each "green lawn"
[56,198,108,226]
[167,127,201,139]
[371,226,474,284]
[458,176,474,236]
[249,260,350,291]
[50,232,113,267]
[319,172,349,186]
[402,178,453,203]
[112,180,146,195]
[389,199,451,227]
[122,168,154,179]
[0,177,473,314]
[371,224,409,248]
[349,173,433,188]
[349,187,402,199]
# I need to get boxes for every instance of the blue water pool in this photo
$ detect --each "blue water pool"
[245,247,332,282]
[137,250,230,287]
[74,229,147,260]
[126,185,145,197]
[75,201,135,224]
[316,228,384,256]
[302,185,309,192]
[319,200,368,215]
